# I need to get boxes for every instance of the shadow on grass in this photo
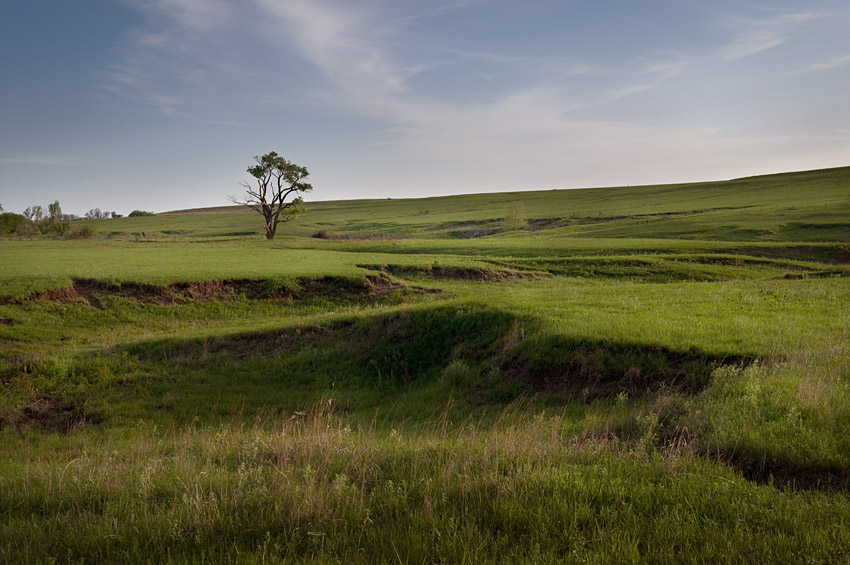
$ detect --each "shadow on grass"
[5,304,760,433]
[357,263,534,282]
[711,451,850,493]
[118,304,752,401]
[0,274,418,307]
[500,335,755,399]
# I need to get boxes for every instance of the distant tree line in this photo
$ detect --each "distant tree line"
[1,201,156,238]
[0,200,96,238]
[84,208,124,219]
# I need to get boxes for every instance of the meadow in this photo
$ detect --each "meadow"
[1,167,849,563]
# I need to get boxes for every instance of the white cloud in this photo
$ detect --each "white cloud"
[253,0,408,104]
[226,1,846,195]
[812,53,850,70]
[98,0,848,200]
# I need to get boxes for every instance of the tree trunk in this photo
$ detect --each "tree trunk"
[263,211,276,239]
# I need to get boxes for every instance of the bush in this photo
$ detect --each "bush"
[43,220,70,236]
[504,201,527,231]
[128,210,155,217]
[439,360,479,389]
[66,225,97,239]
[0,213,29,235]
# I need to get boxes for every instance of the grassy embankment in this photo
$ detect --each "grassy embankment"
[1,167,849,562]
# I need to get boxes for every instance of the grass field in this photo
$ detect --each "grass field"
[1,167,849,563]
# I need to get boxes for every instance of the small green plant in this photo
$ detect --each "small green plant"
[439,360,478,389]
[504,201,527,231]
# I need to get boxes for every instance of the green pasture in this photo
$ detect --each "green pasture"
[2,237,847,298]
[1,166,849,563]
[74,165,850,242]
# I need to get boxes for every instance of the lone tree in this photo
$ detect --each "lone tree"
[232,151,312,239]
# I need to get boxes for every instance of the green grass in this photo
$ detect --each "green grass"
[3,408,850,564]
[64,165,850,242]
[1,166,849,562]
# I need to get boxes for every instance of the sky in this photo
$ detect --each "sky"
[1,0,849,215]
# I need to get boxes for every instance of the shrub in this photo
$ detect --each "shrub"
[439,360,479,389]
[44,220,70,237]
[0,213,29,235]
[504,201,527,231]
[66,225,97,239]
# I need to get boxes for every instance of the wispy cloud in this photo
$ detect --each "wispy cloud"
[99,0,262,118]
[0,156,80,166]
[812,53,850,70]
[253,0,409,106]
[109,0,695,126]
[98,62,187,114]
[137,0,235,30]
[715,10,823,61]
[391,0,485,25]
[97,0,848,196]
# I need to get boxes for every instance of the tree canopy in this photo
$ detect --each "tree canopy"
[233,151,312,240]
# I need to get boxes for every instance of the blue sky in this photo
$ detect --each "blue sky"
[1,0,849,215]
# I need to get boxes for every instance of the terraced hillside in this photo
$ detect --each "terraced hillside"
[1,167,849,563]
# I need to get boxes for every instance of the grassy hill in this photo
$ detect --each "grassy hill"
[81,165,850,241]
[1,166,849,562]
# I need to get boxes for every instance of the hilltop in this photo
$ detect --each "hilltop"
[79,165,850,242]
